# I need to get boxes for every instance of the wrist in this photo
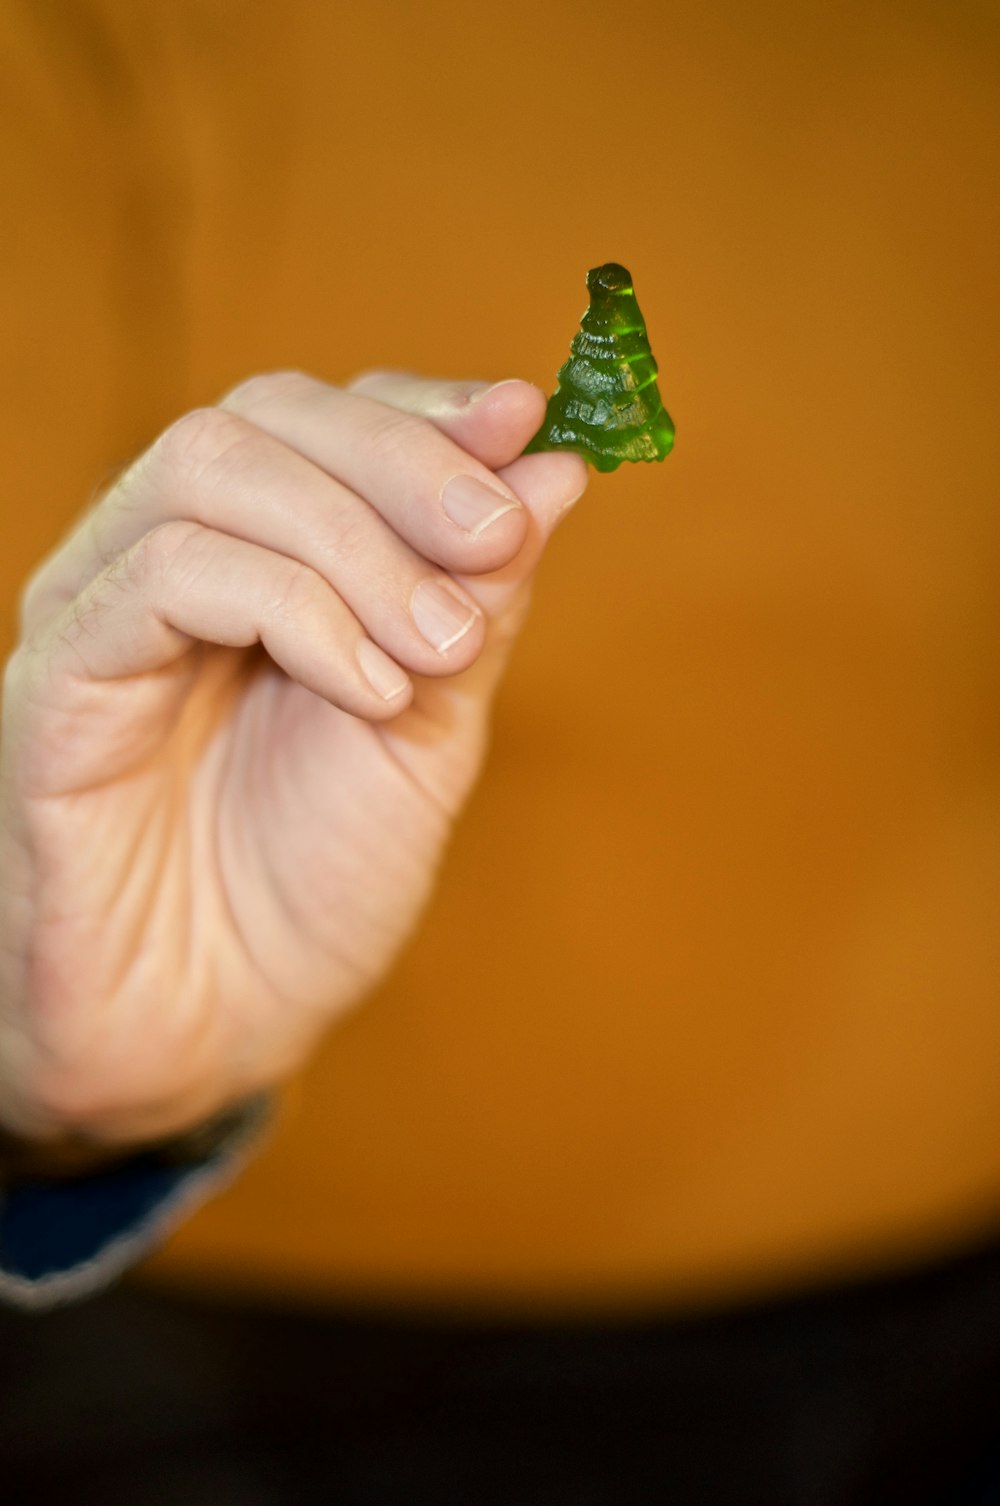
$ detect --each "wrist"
[0,1100,258,1186]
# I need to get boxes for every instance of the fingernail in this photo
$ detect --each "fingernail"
[441,474,521,539]
[411,579,482,653]
[357,639,410,700]
[555,487,585,523]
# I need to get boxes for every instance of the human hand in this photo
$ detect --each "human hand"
[0,372,586,1145]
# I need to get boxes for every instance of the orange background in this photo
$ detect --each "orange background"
[2,0,999,1311]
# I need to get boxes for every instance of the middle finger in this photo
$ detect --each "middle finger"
[219,370,528,569]
[27,406,487,675]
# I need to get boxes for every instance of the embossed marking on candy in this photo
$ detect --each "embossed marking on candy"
[525,263,675,473]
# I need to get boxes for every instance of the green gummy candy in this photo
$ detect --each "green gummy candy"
[525,263,675,473]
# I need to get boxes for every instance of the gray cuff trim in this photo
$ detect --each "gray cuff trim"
[0,1096,270,1312]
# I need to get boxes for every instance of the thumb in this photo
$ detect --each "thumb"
[346,369,588,618]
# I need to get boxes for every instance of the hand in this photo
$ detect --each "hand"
[0,372,586,1145]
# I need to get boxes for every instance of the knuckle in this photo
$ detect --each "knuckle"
[314,506,373,572]
[221,369,315,414]
[346,367,387,390]
[152,407,253,489]
[365,407,436,467]
[269,558,325,623]
[45,594,104,679]
[128,519,203,590]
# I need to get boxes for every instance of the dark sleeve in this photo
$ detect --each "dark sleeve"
[0,1097,270,1311]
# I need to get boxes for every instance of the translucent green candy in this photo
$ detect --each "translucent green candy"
[525,263,675,473]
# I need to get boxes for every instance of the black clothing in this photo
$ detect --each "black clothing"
[3,1229,1000,1505]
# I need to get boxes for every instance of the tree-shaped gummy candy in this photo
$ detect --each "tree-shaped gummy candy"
[525,263,674,473]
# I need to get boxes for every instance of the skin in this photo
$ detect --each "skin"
[0,371,587,1148]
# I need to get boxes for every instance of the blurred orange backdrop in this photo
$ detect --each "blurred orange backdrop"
[1,0,998,1311]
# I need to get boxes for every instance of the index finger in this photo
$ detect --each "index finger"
[220,371,529,574]
[346,371,548,471]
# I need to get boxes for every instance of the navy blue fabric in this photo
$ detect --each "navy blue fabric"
[0,1154,202,1281]
[0,1096,267,1303]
